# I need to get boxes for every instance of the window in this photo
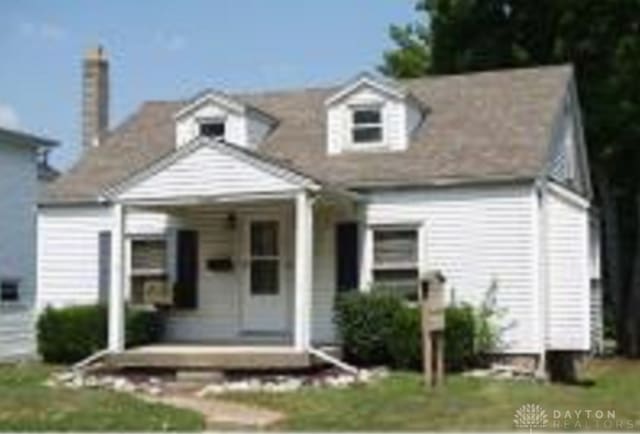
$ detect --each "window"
[372,227,419,299]
[352,107,382,144]
[131,239,167,274]
[199,120,225,139]
[130,237,168,305]
[250,221,280,295]
[0,279,20,303]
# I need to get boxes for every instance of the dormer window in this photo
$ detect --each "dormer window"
[199,119,225,139]
[352,107,382,144]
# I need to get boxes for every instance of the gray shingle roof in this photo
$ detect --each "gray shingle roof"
[41,65,572,204]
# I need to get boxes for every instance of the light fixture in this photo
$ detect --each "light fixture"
[226,212,237,230]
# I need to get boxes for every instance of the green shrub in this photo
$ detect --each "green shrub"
[444,304,476,371]
[334,292,402,366]
[37,304,164,364]
[335,291,498,372]
[387,306,422,370]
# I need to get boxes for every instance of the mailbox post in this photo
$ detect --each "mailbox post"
[420,270,446,388]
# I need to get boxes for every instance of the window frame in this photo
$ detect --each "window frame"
[129,234,168,277]
[0,278,21,305]
[249,220,281,296]
[197,117,226,140]
[370,224,421,299]
[350,105,384,146]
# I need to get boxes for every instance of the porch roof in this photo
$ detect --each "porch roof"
[102,137,324,205]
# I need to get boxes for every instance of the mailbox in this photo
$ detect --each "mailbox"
[420,271,446,332]
[420,270,446,388]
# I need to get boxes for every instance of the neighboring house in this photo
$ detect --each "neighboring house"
[38,47,601,370]
[0,127,57,360]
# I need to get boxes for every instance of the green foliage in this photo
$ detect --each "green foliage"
[37,304,164,364]
[334,293,403,365]
[334,290,499,371]
[387,306,422,370]
[444,304,476,371]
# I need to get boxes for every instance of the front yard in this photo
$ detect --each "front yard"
[1,359,639,431]
[0,364,202,431]
[226,358,640,431]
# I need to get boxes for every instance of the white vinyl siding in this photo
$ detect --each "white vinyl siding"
[119,145,299,202]
[37,206,113,309]
[0,141,38,359]
[0,308,36,360]
[363,184,540,354]
[545,186,590,351]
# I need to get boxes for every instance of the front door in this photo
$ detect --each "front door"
[242,218,287,332]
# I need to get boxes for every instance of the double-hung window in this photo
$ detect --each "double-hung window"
[130,236,168,304]
[351,106,383,144]
[371,226,419,299]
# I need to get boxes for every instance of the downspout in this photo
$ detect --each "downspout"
[307,347,359,376]
[535,177,549,378]
[71,348,112,373]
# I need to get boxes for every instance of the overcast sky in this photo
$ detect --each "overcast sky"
[0,1,416,168]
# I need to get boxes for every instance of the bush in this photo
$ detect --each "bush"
[387,306,422,370]
[334,292,402,366]
[37,304,164,364]
[444,304,476,371]
[334,292,497,372]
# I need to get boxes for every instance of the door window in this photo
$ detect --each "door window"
[250,221,280,295]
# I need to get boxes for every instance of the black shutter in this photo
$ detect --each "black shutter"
[336,222,359,292]
[174,230,199,309]
[98,231,112,303]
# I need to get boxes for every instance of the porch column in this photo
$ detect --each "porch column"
[294,190,313,350]
[108,203,126,352]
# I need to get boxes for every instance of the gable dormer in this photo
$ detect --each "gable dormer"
[325,73,424,155]
[174,90,276,148]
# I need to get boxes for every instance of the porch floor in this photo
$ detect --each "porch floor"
[105,343,341,370]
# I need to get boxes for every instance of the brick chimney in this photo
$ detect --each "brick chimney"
[82,45,109,147]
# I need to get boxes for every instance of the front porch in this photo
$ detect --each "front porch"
[105,343,341,370]
[103,138,360,367]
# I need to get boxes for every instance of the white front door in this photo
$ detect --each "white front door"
[242,218,288,332]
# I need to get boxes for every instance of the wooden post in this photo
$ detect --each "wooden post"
[420,271,446,388]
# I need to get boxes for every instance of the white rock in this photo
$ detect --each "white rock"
[54,371,75,383]
[196,383,226,397]
[146,386,162,396]
[112,377,136,393]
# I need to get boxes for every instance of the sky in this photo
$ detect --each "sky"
[0,1,417,169]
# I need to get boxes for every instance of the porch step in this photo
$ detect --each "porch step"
[104,345,316,370]
[175,370,224,383]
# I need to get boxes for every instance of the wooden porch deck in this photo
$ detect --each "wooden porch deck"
[105,343,341,370]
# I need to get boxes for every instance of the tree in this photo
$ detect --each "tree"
[381,0,640,356]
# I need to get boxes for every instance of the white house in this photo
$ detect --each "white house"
[0,127,56,360]
[38,48,601,371]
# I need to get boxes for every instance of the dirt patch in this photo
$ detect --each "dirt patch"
[140,393,285,429]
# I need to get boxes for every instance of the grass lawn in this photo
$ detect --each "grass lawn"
[226,358,640,431]
[0,363,203,431]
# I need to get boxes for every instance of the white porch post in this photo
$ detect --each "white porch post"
[294,190,313,350]
[108,203,126,352]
